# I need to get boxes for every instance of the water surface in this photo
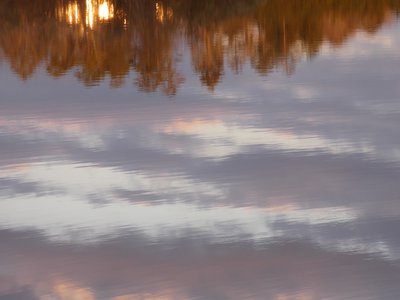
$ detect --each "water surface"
[1,1,400,299]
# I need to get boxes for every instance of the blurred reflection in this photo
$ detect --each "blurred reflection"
[155,2,173,24]
[1,1,400,300]
[57,0,115,27]
[0,0,399,93]
[58,2,81,25]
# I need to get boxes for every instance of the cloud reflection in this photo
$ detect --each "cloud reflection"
[159,119,377,159]
[1,229,400,300]
[1,1,400,299]
[0,190,357,244]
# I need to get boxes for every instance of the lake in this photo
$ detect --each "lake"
[0,1,400,299]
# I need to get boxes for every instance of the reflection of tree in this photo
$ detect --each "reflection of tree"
[0,0,184,94]
[129,1,184,95]
[190,27,224,91]
[250,0,399,75]
[0,0,399,94]
[0,0,55,79]
[184,0,400,82]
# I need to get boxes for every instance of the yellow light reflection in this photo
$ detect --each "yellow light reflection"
[98,1,114,21]
[68,2,80,24]
[155,2,173,23]
[86,0,114,27]
[85,0,94,28]
[57,2,81,25]
[58,0,115,28]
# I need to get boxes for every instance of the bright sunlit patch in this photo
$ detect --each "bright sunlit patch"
[57,0,115,28]
[85,0,94,28]
[67,2,80,25]
[98,1,114,21]
[57,1,81,25]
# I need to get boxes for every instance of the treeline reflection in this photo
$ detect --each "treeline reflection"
[0,0,399,94]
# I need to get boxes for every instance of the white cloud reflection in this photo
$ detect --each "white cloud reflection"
[158,119,377,159]
[0,192,357,244]
[0,162,223,201]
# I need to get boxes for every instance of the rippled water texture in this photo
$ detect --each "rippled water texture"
[1,0,400,299]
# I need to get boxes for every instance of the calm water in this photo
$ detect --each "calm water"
[1,1,400,299]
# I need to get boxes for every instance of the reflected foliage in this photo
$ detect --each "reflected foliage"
[0,0,399,94]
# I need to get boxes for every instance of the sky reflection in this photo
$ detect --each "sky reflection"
[0,1,400,300]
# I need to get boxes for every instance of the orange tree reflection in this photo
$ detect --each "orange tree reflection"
[0,0,399,94]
